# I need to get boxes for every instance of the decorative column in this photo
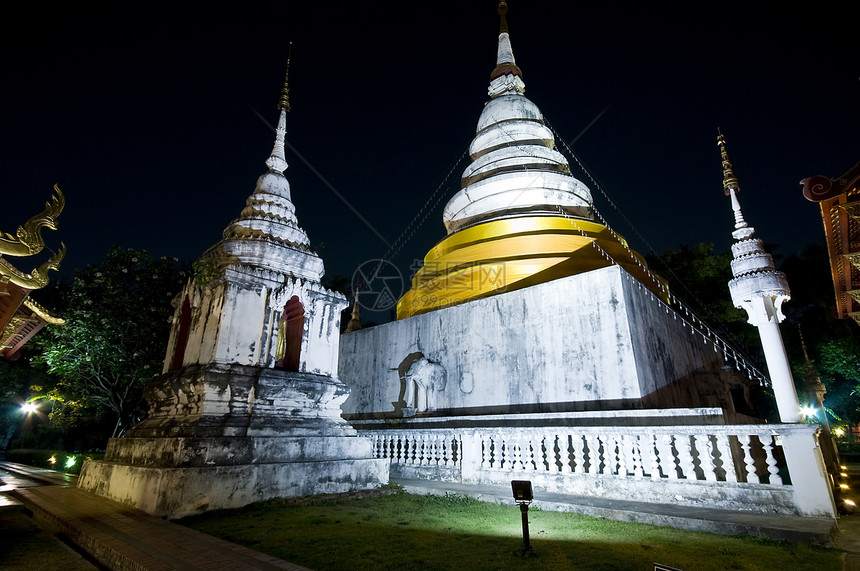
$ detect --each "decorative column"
[718,131,800,423]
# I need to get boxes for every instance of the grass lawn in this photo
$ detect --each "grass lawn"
[180,489,842,571]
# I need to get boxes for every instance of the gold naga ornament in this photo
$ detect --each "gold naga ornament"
[0,184,67,290]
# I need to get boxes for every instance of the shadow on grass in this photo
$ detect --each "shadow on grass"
[179,492,842,571]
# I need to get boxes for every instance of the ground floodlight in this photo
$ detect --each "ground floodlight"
[511,480,533,502]
[511,480,534,554]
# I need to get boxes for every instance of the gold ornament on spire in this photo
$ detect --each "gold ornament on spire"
[278,42,292,113]
[498,1,509,34]
[717,128,739,196]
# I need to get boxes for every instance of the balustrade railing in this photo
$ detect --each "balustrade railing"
[364,423,833,518]
[370,430,462,469]
[368,426,788,486]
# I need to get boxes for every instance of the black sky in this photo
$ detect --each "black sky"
[2,2,857,315]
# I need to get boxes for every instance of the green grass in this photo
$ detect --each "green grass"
[0,506,95,570]
[180,490,842,571]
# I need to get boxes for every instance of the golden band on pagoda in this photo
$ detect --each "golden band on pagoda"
[396,1,665,319]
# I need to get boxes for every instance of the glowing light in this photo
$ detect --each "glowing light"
[48,456,57,465]
[840,483,850,490]
[21,402,38,414]
[65,456,76,469]
[835,428,845,436]
[800,406,817,418]
[845,499,856,507]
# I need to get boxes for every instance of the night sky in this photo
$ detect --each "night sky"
[2,2,857,320]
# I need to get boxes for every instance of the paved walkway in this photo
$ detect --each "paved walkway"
[3,460,860,570]
[1,462,309,571]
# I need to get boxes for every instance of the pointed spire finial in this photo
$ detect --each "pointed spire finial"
[278,42,292,113]
[266,47,292,174]
[498,1,509,34]
[717,128,739,196]
[489,0,524,94]
[718,129,751,235]
[346,292,363,333]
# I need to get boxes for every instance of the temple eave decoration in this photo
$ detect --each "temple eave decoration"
[0,185,65,360]
[802,161,860,320]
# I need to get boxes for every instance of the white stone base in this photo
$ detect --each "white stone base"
[79,457,389,519]
[78,363,389,519]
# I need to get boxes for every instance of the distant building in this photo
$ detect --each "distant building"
[0,186,65,360]
[801,162,860,324]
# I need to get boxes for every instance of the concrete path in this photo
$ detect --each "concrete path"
[1,462,309,571]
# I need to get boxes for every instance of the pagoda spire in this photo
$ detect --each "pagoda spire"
[266,48,292,175]
[717,129,751,238]
[346,292,363,333]
[720,130,797,423]
[489,1,524,97]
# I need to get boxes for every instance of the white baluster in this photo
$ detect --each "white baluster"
[676,435,697,481]
[615,435,627,477]
[695,434,718,482]
[645,434,661,480]
[631,435,644,478]
[715,434,737,483]
[761,435,783,486]
[737,434,760,484]
[416,435,425,466]
[500,437,509,470]
[513,439,523,470]
[571,434,583,474]
[657,434,678,479]
[587,434,602,475]
[484,434,499,470]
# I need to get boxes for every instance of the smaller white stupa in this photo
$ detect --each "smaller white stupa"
[78,59,388,518]
[719,130,800,423]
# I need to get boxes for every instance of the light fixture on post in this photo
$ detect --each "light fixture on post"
[511,480,534,554]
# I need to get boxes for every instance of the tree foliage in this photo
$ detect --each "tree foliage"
[34,246,187,438]
[650,240,860,427]
[646,242,762,363]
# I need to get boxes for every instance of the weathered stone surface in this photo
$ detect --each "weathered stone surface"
[340,265,739,419]
[79,457,389,519]
[80,363,389,518]
[130,364,354,438]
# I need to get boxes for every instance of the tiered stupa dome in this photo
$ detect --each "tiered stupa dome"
[204,73,324,282]
[396,2,664,319]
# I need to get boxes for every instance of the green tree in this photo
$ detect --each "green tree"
[34,246,187,439]
[780,241,860,427]
[647,242,762,363]
[649,240,860,427]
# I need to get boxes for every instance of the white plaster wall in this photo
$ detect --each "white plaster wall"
[214,282,268,365]
[340,265,723,416]
[302,288,347,376]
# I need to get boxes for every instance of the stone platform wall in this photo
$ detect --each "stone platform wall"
[340,266,733,418]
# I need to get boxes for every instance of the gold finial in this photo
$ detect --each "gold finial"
[498,1,509,35]
[278,42,292,112]
[717,128,739,196]
[346,292,363,333]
